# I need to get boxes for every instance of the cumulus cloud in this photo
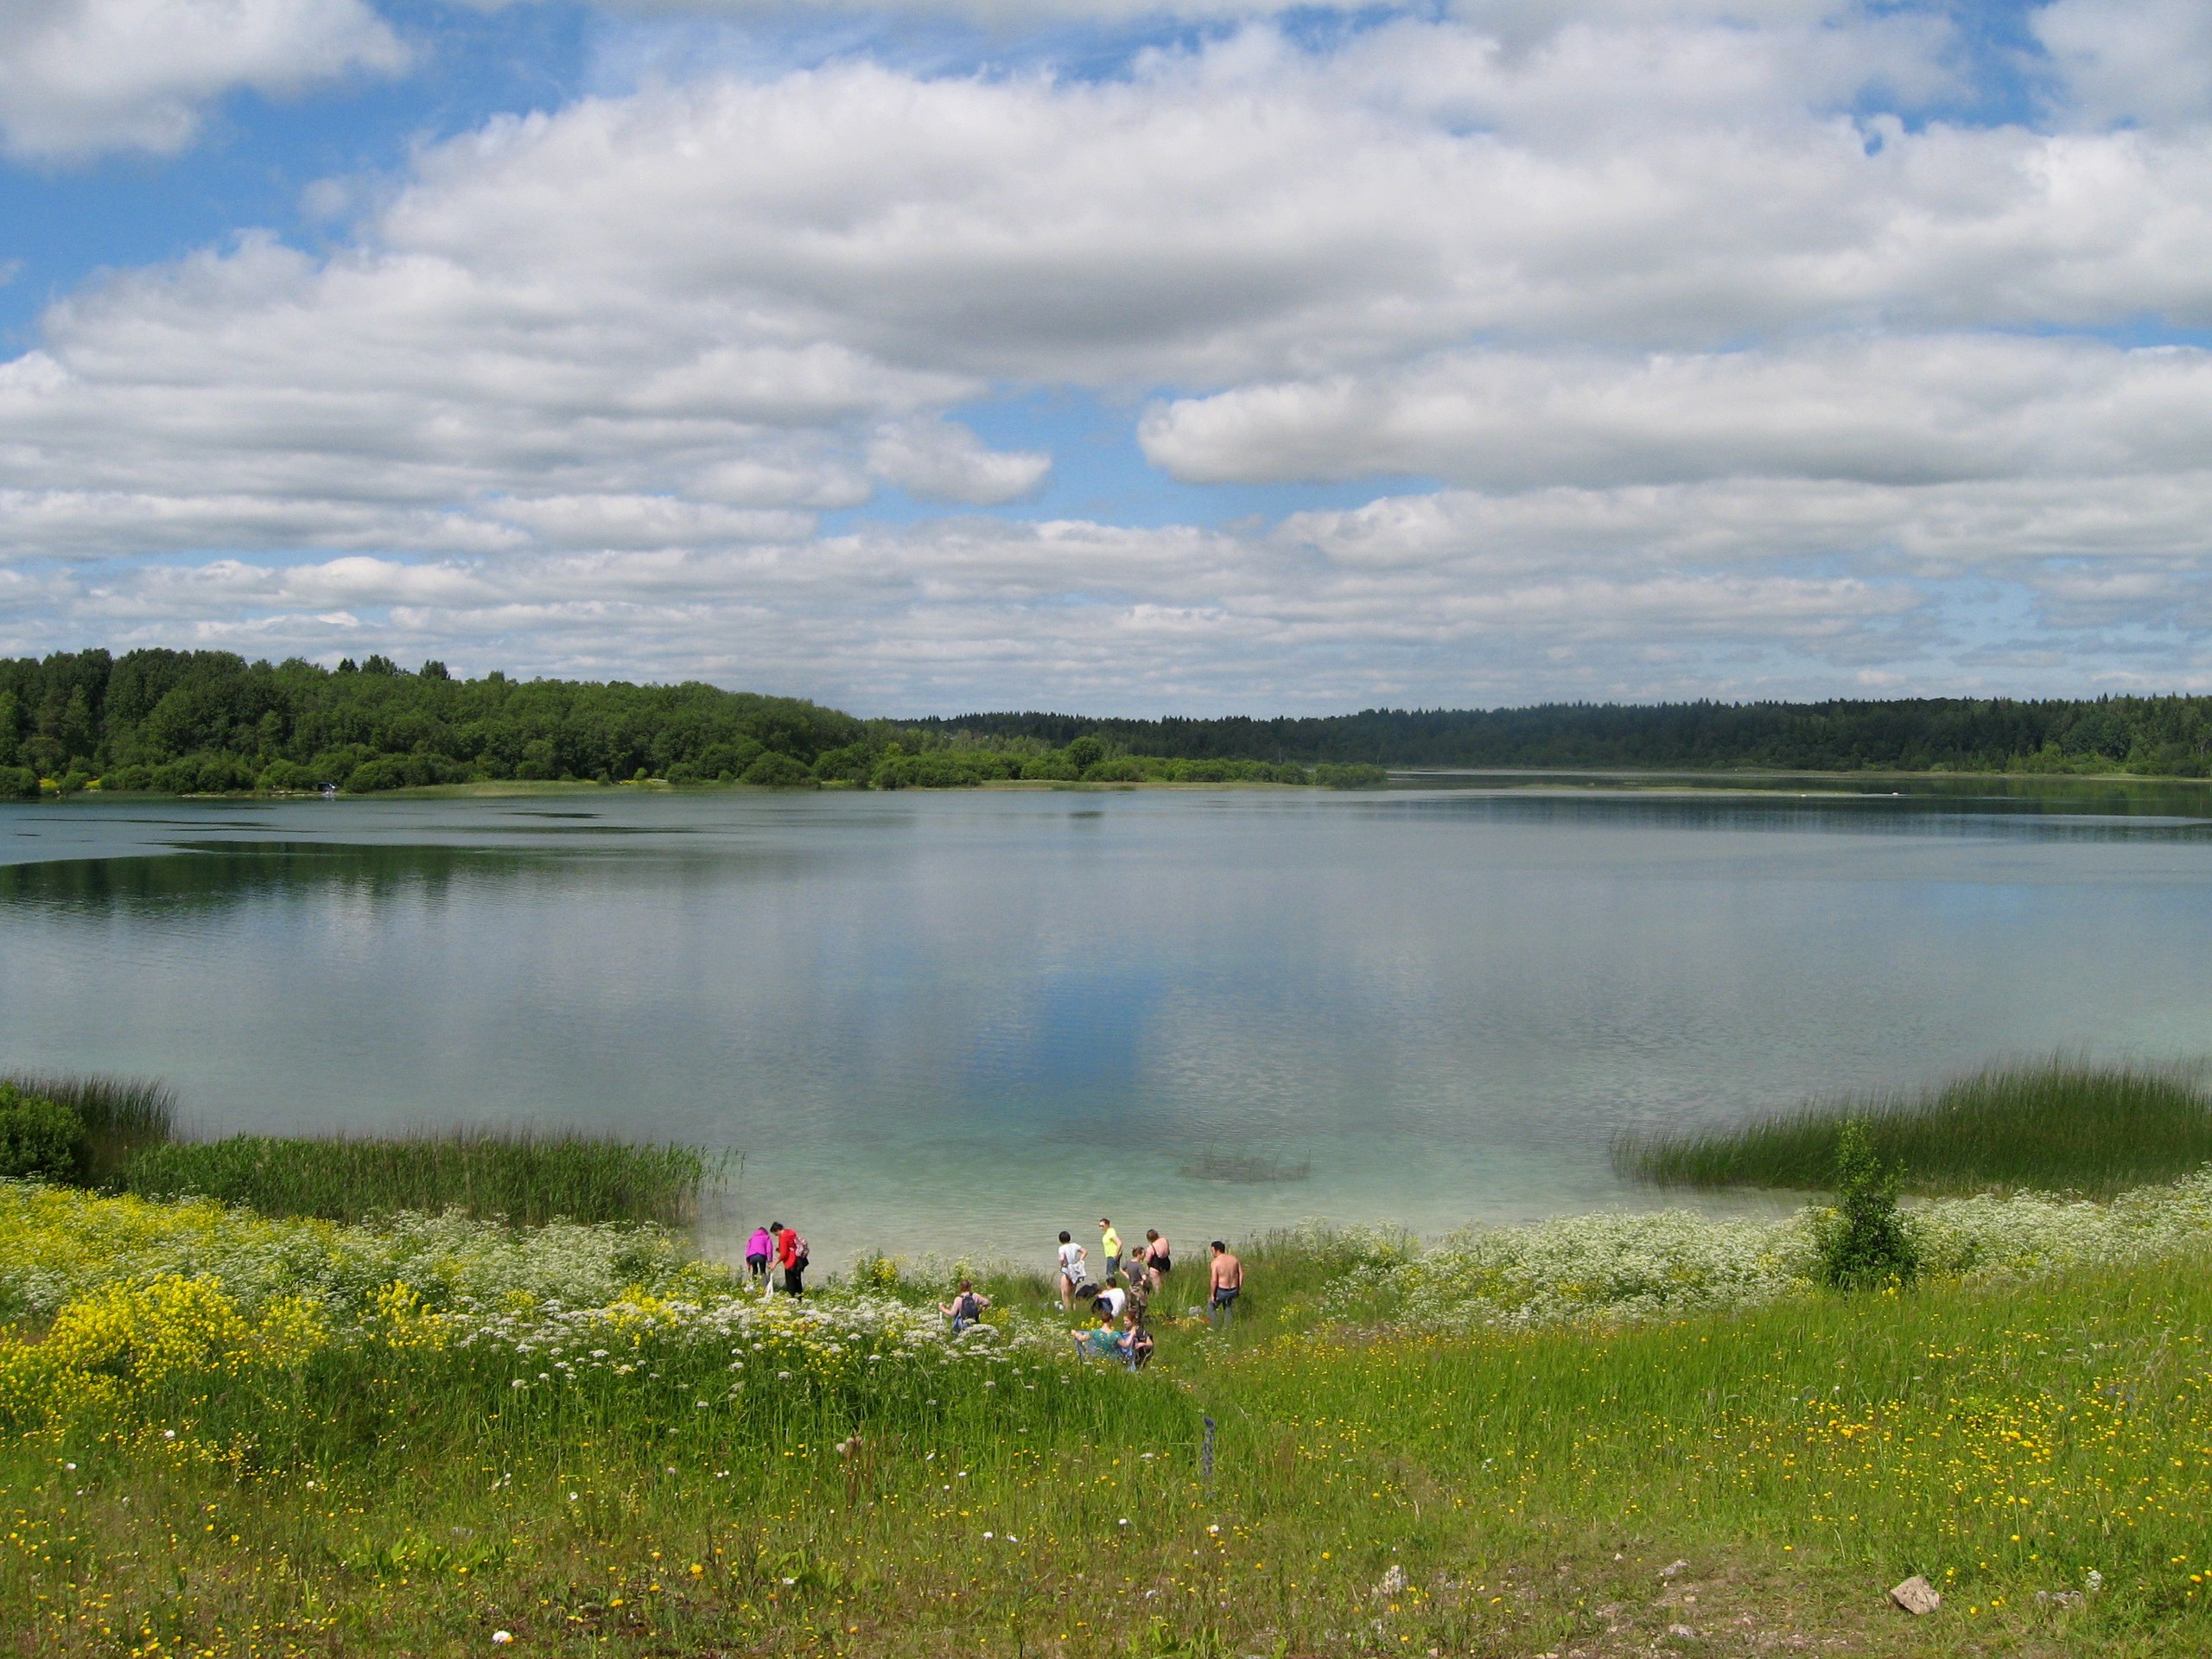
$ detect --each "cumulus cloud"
[2036,0,2212,130]
[0,0,407,161]
[3,8,2212,701]
[0,513,1940,710]
[868,419,1051,504]
[1141,336,2212,489]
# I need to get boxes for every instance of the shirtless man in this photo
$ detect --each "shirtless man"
[1207,1240,1243,1330]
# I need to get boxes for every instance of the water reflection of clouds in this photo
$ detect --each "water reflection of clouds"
[6,787,2212,1263]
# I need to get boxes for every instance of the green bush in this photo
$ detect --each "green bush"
[740,751,818,789]
[1313,762,1387,788]
[1019,750,1081,781]
[4,1071,176,1185]
[0,766,35,799]
[0,1084,88,1182]
[1813,1120,1919,1291]
[346,757,409,792]
[258,758,313,791]
[811,741,878,784]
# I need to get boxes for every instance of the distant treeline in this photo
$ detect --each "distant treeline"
[0,648,1352,797]
[6,646,2208,798]
[913,698,2212,776]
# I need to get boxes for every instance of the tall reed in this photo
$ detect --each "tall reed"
[1,1070,176,1185]
[1616,1055,2212,1196]
[120,1128,714,1225]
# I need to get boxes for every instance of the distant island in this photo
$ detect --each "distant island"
[3,645,2209,797]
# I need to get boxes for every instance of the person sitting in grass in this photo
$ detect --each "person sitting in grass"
[1091,1276,1128,1322]
[1070,1303,1122,1360]
[940,1279,990,1333]
[1122,1310,1154,1371]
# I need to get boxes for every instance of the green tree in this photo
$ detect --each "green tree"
[740,752,817,788]
[1814,1121,1920,1291]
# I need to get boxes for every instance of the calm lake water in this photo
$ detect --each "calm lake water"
[6,779,2212,1269]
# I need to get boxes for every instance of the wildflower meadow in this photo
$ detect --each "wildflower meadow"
[10,1177,2212,1656]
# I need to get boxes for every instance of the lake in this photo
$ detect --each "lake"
[6,779,2212,1270]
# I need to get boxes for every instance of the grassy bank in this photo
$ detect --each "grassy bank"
[1616,1056,2212,1196]
[10,1181,2212,1655]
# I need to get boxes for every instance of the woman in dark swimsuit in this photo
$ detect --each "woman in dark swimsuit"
[1142,1229,1172,1294]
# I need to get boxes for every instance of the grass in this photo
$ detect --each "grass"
[118,1128,715,1226]
[2,1068,718,1225]
[11,1192,2212,1656]
[1615,1055,2212,1197]
[1,1071,175,1186]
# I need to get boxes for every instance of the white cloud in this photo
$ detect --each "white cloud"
[868,418,1051,504]
[3,10,2212,701]
[1141,335,2212,489]
[2036,0,2212,130]
[0,0,408,162]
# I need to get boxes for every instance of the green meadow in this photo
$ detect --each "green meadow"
[10,1163,2212,1657]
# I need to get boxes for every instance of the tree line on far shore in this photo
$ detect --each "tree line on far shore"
[0,648,1363,798]
[912,696,2212,776]
[5,645,2209,798]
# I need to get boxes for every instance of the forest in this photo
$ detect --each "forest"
[916,696,2212,776]
[3,645,2210,796]
[0,649,1315,796]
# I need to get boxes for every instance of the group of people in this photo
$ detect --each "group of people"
[743,1221,810,1296]
[739,1212,1247,1367]
[1053,1217,1245,1366]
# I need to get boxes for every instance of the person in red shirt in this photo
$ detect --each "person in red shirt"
[773,1221,807,1298]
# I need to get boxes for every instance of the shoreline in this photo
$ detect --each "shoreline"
[17,762,2212,803]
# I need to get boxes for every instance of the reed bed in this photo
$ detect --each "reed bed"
[1615,1056,2212,1196]
[118,1128,714,1225]
[1,1071,176,1185]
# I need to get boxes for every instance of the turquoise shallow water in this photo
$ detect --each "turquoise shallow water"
[4,780,2211,1269]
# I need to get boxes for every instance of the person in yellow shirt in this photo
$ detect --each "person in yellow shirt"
[1099,1217,1122,1281]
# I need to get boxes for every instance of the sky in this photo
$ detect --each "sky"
[1,0,2209,714]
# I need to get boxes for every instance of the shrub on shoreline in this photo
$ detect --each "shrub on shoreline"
[0,1085,85,1182]
[2,1071,175,1186]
